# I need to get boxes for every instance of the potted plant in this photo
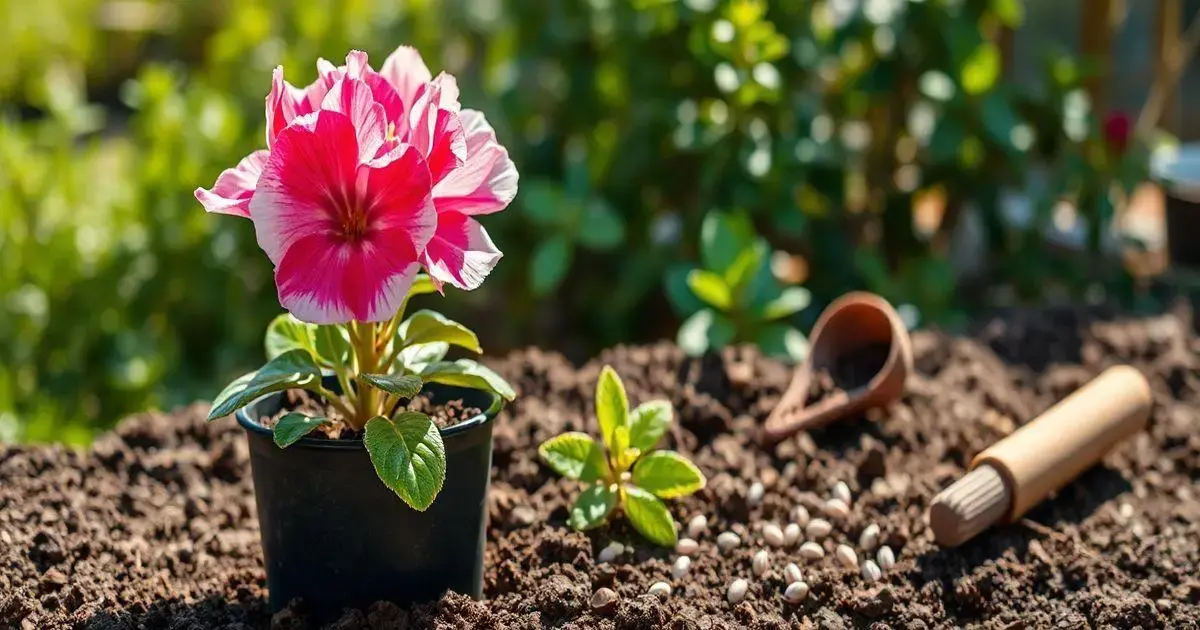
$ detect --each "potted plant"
[194,45,518,621]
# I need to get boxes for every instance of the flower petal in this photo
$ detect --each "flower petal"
[320,77,388,163]
[380,45,432,111]
[365,143,438,253]
[407,73,466,184]
[266,67,305,148]
[276,235,423,324]
[344,50,369,79]
[194,150,269,218]
[432,109,518,216]
[422,212,503,291]
[250,111,359,266]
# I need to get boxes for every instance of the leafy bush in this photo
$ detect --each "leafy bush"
[0,0,1150,442]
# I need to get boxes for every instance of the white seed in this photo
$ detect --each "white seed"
[762,523,785,547]
[858,524,881,551]
[717,531,741,553]
[727,578,749,604]
[747,482,765,506]
[799,541,825,560]
[833,481,852,506]
[687,514,708,539]
[598,541,625,563]
[752,549,770,576]
[675,538,699,556]
[784,562,803,584]
[783,522,802,546]
[836,544,859,570]
[877,545,895,571]
[672,555,692,579]
[824,498,850,520]
[861,559,882,582]
[806,518,832,539]
[784,581,809,604]
[649,581,672,598]
[791,505,810,527]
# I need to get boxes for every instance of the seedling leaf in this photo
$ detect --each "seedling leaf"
[273,413,330,448]
[631,451,707,499]
[595,366,629,447]
[538,432,609,482]
[687,269,732,311]
[208,350,322,420]
[569,484,618,530]
[358,373,423,399]
[364,412,446,511]
[628,400,672,452]
[762,286,812,320]
[622,485,677,546]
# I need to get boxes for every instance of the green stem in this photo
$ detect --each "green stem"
[316,385,356,421]
[349,321,382,430]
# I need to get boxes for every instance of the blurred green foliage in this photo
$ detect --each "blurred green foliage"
[0,0,1149,443]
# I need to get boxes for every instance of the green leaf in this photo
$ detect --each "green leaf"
[991,0,1024,27]
[397,342,449,372]
[208,350,322,420]
[398,310,482,353]
[676,309,736,357]
[521,180,565,226]
[364,412,447,511]
[315,324,352,367]
[700,211,754,275]
[538,432,610,482]
[265,314,315,361]
[595,366,629,447]
[631,451,707,499]
[961,42,1000,95]
[664,263,706,316]
[724,242,765,292]
[530,235,573,295]
[358,373,423,399]
[756,324,810,363]
[687,269,733,311]
[621,485,678,546]
[420,359,516,401]
[576,201,625,250]
[761,286,812,320]
[568,484,618,530]
[273,413,330,448]
[628,400,672,452]
[981,92,1019,148]
[409,274,438,297]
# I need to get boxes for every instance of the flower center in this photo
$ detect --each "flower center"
[330,186,372,243]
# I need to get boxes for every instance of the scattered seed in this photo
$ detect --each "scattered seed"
[824,498,850,520]
[859,523,881,551]
[598,541,625,563]
[861,559,882,582]
[877,546,895,571]
[649,581,672,598]
[833,481,852,506]
[676,538,699,556]
[727,578,749,604]
[591,587,618,612]
[672,555,692,579]
[799,541,825,560]
[762,523,785,547]
[752,549,770,576]
[791,505,810,527]
[687,514,708,539]
[1119,502,1135,519]
[784,562,803,584]
[784,581,809,604]
[806,518,832,539]
[717,531,741,553]
[783,522,801,546]
[747,482,765,506]
[836,544,859,570]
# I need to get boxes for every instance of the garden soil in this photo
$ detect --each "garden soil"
[3,306,1200,629]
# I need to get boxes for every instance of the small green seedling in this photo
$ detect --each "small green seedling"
[538,366,706,546]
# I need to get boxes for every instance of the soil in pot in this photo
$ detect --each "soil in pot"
[259,388,484,440]
[3,305,1200,628]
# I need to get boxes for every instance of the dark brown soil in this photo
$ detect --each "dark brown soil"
[262,389,481,439]
[4,305,1200,628]
[806,341,892,405]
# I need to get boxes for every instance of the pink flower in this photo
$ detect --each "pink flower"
[194,47,518,323]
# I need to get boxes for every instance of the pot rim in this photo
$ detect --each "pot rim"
[234,382,503,450]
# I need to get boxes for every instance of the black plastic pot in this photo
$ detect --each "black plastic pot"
[1153,143,1200,269]
[235,379,502,622]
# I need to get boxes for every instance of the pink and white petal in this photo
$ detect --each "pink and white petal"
[344,50,370,79]
[406,75,466,184]
[194,150,269,218]
[320,77,388,163]
[422,212,503,291]
[364,143,438,253]
[432,109,518,215]
[275,234,422,324]
[316,57,338,77]
[380,45,433,110]
[250,111,360,265]
[266,67,305,147]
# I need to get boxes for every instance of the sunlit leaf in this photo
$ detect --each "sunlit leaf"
[273,413,330,448]
[568,484,617,530]
[621,485,677,546]
[595,366,629,447]
[631,451,706,499]
[538,432,610,481]
[364,412,446,511]
[208,350,322,421]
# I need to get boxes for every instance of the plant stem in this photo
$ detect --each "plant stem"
[316,384,357,421]
[349,321,382,430]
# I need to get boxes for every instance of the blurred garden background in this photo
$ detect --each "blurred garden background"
[1,0,1194,443]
